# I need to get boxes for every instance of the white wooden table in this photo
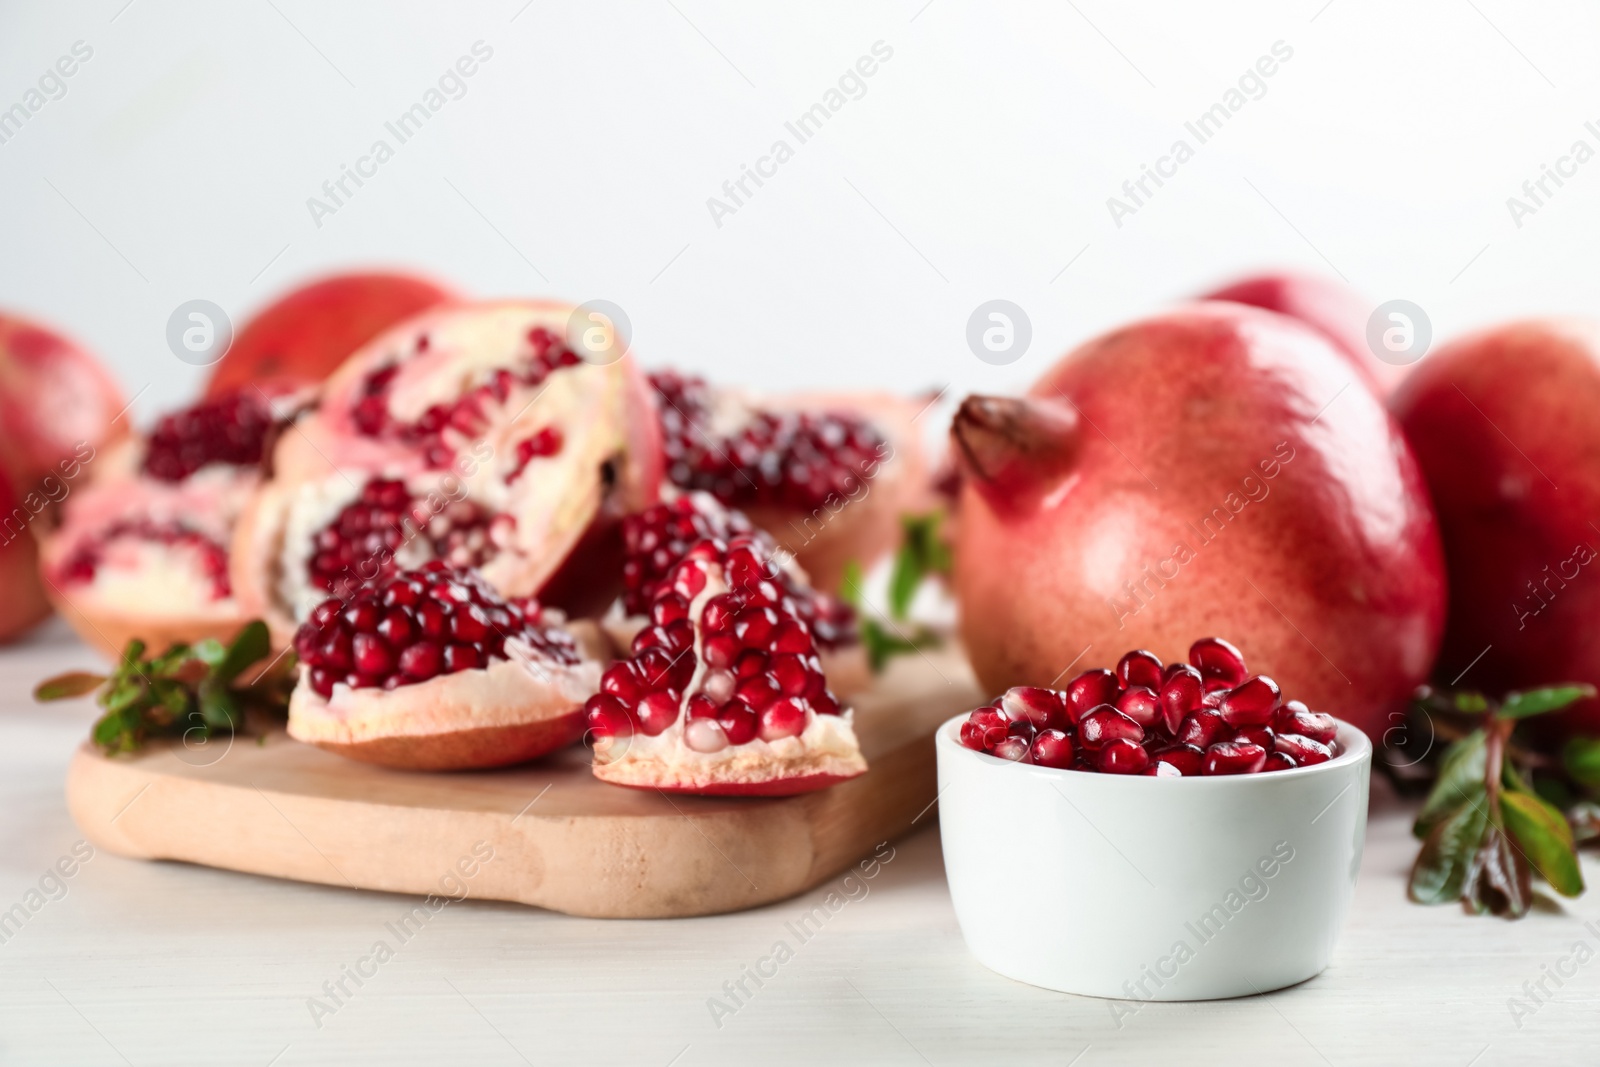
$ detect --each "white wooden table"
[1,621,1594,1065]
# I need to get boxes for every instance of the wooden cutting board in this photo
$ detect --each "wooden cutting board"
[66,649,980,918]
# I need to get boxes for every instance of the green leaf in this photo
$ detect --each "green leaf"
[214,621,271,683]
[1501,790,1584,897]
[886,511,950,621]
[837,560,864,608]
[1410,800,1488,904]
[189,638,228,668]
[33,672,107,702]
[1413,730,1487,840]
[1564,737,1600,790]
[860,619,921,672]
[1464,820,1533,918]
[119,639,147,670]
[1413,685,1489,715]
[198,685,240,730]
[1498,685,1598,720]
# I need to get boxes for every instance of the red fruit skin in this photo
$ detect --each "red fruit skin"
[1391,320,1600,737]
[1203,271,1407,395]
[203,272,454,398]
[0,312,127,489]
[953,303,1446,741]
[0,465,50,642]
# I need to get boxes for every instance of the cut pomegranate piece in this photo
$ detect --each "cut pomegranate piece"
[953,637,1340,775]
[585,533,867,795]
[40,387,307,659]
[647,370,928,592]
[287,562,601,770]
[233,302,665,646]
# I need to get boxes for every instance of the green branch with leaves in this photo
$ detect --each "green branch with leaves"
[841,510,951,671]
[1408,684,1595,918]
[35,621,294,755]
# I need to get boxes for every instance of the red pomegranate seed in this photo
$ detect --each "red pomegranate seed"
[1001,686,1068,730]
[1262,752,1297,772]
[1115,686,1161,729]
[1232,725,1275,749]
[1218,675,1282,727]
[1189,636,1248,687]
[759,698,808,741]
[587,694,634,737]
[1274,700,1337,744]
[141,389,278,482]
[1065,669,1120,724]
[1275,733,1333,766]
[1152,743,1204,777]
[635,691,681,736]
[990,735,1031,762]
[1174,707,1226,748]
[1116,649,1164,691]
[1079,706,1143,748]
[1202,741,1268,776]
[1029,728,1075,768]
[57,520,234,599]
[1097,737,1151,774]
[1144,761,1182,777]
[1159,664,1203,735]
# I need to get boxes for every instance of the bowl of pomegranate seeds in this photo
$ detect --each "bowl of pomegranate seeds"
[936,637,1371,1001]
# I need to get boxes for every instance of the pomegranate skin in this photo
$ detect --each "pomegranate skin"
[1391,320,1600,736]
[0,312,128,489]
[0,465,50,643]
[1203,271,1408,395]
[953,303,1446,740]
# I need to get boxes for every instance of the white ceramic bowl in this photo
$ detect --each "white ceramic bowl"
[936,714,1370,1001]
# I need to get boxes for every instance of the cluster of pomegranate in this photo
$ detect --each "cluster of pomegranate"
[958,638,1340,776]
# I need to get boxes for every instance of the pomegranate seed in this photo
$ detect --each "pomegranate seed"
[1275,733,1333,766]
[1030,729,1075,768]
[1274,701,1337,744]
[1262,752,1297,772]
[586,694,634,738]
[686,693,719,719]
[1065,669,1120,724]
[990,736,1031,762]
[1144,761,1182,777]
[1097,737,1151,774]
[735,673,782,711]
[685,718,729,752]
[1115,686,1161,729]
[1202,741,1268,776]
[718,700,759,745]
[1218,675,1282,727]
[636,691,680,736]
[1189,636,1248,687]
[1001,686,1067,730]
[1152,743,1204,777]
[398,642,443,681]
[1116,649,1164,691]
[759,698,808,741]
[1232,725,1275,749]
[1159,664,1203,735]
[1175,709,1227,748]
[1079,706,1143,748]
[351,633,393,676]
[141,389,278,482]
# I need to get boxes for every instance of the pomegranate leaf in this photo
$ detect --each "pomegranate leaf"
[214,621,271,683]
[1464,820,1532,918]
[1413,730,1487,840]
[1501,789,1584,897]
[1563,737,1600,790]
[886,511,951,620]
[1409,800,1487,905]
[1498,685,1597,720]
[33,672,109,701]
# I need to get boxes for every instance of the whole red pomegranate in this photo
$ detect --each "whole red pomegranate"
[0,465,50,643]
[952,302,1446,740]
[0,312,127,491]
[1391,320,1600,735]
[203,271,453,398]
[1204,271,1409,396]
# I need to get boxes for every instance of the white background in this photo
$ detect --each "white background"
[3,0,1598,422]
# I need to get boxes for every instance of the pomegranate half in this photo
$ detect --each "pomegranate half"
[951,302,1447,740]
[649,370,928,594]
[289,562,602,770]
[233,301,664,647]
[1390,320,1600,736]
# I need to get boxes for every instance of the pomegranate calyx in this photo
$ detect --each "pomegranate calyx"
[951,395,1079,513]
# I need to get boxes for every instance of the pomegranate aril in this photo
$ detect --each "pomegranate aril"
[1262,752,1297,772]
[352,633,393,676]
[587,694,635,738]
[1189,636,1248,687]
[990,736,1031,762]
[1176,709,1227,748]
[1274,701,1337,745]
[1029,728,1075,768]
[1152,743,1204,777]
[1115,686,1161,729]
[686,693,719,719]
[636,691,680,736]
[1159,664,1203,735]
[1001,686,1067,730]
[735,673,782,711]
[1144,761,1183,777]
[1218,675,1282,727]
[686,718,729,752]
[1202,741,1268,776]
[1065,669,1120,724]
[1275,733,1333,766]
[771,653,810,697]
[1079,706,1143,748]
[1232,725,1274,749]
[719,700,759,745]
[398,642,442,681]
[1097,737,1151,774]
[141,390,277,482]
[1116,649,1164,691]
[759,698,808,741]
